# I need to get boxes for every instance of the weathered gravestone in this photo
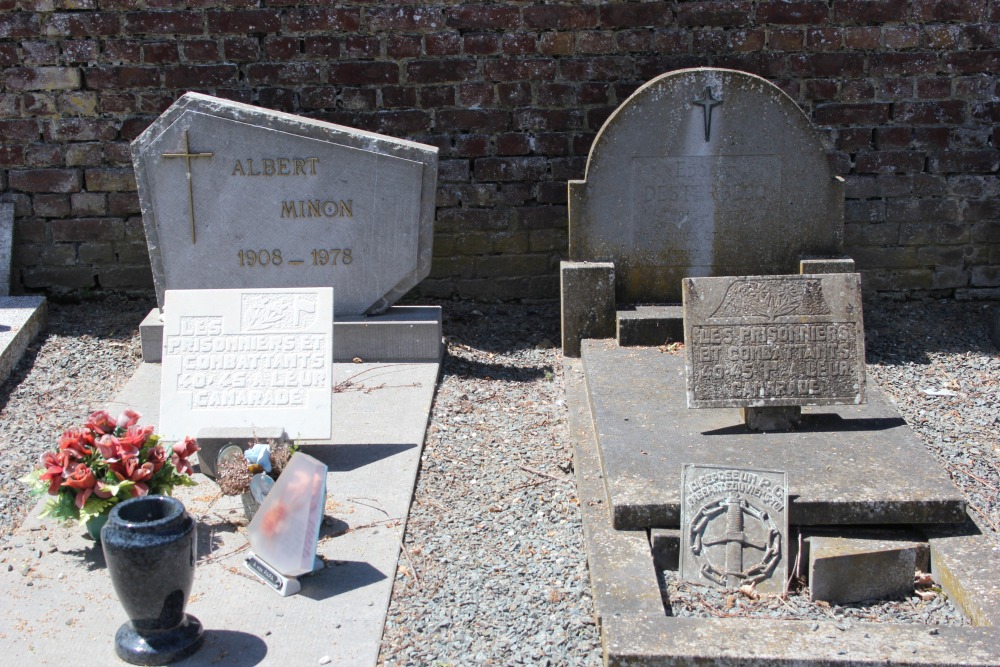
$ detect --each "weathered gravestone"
[159,287,333,441]
[0,201,47,387]
[132,93,437,316]
[561,67,844,354]
[132,94,441,363]
[683,272,865,430]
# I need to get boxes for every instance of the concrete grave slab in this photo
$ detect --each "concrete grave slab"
[809,535,918,604]
[0,295,46,387]
[2,357,439,666]
[568,68,843,305]
[927,522,1000,627]
[160,288,333,441]
[567,357,1000,666]
[580,340,966,529]
[683,273,866,409]
[131,93,438,316]
[617,305,683,347]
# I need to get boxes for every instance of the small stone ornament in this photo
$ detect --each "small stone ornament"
[101,495,204,665]
[679,464,789,594]
[245,452,327,596]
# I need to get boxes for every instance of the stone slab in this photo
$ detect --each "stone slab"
[568,355,1000,666]
[581,339,966,529]
[141,305,442,364]
[561,261,615,357]
[809,535,917,604]
[927,522,1000,627]
[1,358,439,666]
[0,295,46,387]
[650,528,680,571]
[565,358,664,624]
[160,288,333,441]
[680,464,788,594]
[0,201,13,295]
[568,68,843,305]
[132,92,438,316]
[617,305,683,347]
[801,257,855,274]
[683,273,866,408]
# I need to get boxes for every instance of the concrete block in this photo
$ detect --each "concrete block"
[617,305,683,346]
[927,521,1000,627]
[0,202,13,296]
[0,295,46,387]
[809,535,916,604]
[139,307,163,362]
[800,257,856,274]
[560,261,615,358]
[650,528,680,571]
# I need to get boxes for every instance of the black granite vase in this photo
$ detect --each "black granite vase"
[101,495,204,666]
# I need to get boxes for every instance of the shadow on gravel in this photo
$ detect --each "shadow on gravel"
[443,354,555,382]
[434,300,561,356]
[864,300,997,366]
[305,443,417,472]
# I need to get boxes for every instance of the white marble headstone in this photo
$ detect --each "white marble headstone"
[131,93,438,316]
[159,287,333,440]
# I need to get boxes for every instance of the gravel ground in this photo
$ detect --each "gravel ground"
[0,296,996,664]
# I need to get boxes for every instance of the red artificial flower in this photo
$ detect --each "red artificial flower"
[119,424,155,449]
[39,450,71,495]
[171,437,199,476]
[62,463,97,509]
[145,444,168,473]
[58,429,94,459]
[116,409,141,430]
[85,410,117,435]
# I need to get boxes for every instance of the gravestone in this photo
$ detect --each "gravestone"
[567,67,843,306]
[680,464,788,594]
[132,93,437,316]
[682,273,866,431]
[159,287,333,441]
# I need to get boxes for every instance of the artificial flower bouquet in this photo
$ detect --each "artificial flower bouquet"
[22,409,199,527]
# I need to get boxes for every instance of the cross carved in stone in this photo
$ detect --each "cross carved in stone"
[692,86,723,142]
[161,130,213,244]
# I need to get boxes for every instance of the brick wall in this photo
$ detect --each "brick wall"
[1,1,998,301]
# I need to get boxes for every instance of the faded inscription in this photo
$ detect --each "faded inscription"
[680,464,788,593]
[683,274,866,408]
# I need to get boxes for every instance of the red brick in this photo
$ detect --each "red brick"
[758,1,829,24]
[327,62,397,86]
[419,85,454,108]
[85,168,136,192]
[124,11,203,35]
[0,12,38,38]
[856,151,925,174]
[501,33,536,55]
[10,169,82,193]
[426,32,462,56]
[5,67,82,91]
[913,0,987,22]
[474,157,548,182]
[916,77,952,99]
[143,41,179,63]
[617,29,653,52]
[165,64,238,88]
[458,83,494,106]
[814,103,892,125]
[387,35,421,58]
[382,86,417,108]
[286,8,360,32]
[559,57,631,81]
[539,82,578,105]
[844,26,880,49]
[945,50,1000,74]
[43,118,117,142]
[833,0,906,23]
[923,24,960,49]
[523,5,597,30]
[929,150,1000,173]
[223,37,259,61]
[261,36,297,59]
[367,6,443,31]
[677,2,753,27]
[245,63,321,85]
[446,5,520,30]
[875,127,913,149]
[464,33,500,56]
[600,2,670,27]
[539,32,575,56]
[884,26,921,50]
[769,28,804,51]
[579,31,615,54]
[496,133,531,156]
[120,116,155,140]
[485,58,557,81]
[86,66,159,89]
[693,30,728,53]
[437,109,509,132]
[33,194,71,218]
[108,192,140,216]
[870,52,940,76]
[789,53,865,77]
[180,39,220,62]
[496,82,532,105]
[960,24,1000,49]
[913,127,950,149]
[840,79,875,101]
[894,100,966,124]
[407,60,477,83]
[206,10,280,34]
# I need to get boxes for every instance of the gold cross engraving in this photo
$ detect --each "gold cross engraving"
[161,130,213,244]
[692,86,723,142]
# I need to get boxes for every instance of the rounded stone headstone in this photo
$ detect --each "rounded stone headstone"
[568,68,844,304]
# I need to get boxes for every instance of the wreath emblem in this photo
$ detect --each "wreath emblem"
[688,495,782,587]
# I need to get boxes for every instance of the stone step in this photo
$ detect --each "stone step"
[616,305,683,347]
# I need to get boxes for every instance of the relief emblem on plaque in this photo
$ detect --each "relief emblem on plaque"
[680,464,789,594]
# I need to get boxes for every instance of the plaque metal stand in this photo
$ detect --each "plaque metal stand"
[245,553,324,597]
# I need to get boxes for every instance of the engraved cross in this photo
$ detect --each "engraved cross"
[161,130,213,244]
[692,86,723,142]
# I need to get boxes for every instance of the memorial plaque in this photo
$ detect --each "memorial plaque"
[568,68,843,304]
[680,464,788,594]
[159,287,333,440]
[132,93,438,316]
[683,273,866,408]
